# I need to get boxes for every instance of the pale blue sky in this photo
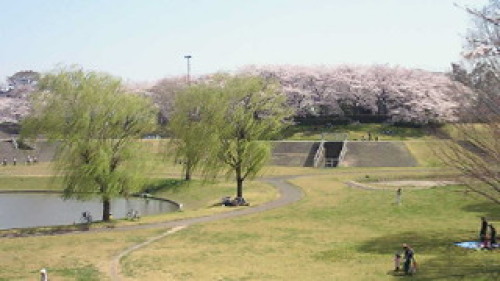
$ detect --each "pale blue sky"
[0,0,486,83]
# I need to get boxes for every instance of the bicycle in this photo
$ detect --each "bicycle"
[79,211,93,224]
[126,209,140,220]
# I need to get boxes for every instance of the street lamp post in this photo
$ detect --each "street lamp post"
[184,55,192,85]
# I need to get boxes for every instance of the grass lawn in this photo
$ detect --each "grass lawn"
[118,169,500,281]
[0,227,164,281]
[0,168,499,280]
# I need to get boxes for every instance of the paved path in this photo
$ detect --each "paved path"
[108,176,304,281]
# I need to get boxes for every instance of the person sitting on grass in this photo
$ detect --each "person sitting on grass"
[221,196,232,206]
[221,196,249,206]
[232,196,249,206]
[481,235,491,249]
[490,224,497,247]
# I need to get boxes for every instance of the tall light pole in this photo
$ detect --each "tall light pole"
[184,55,192,85]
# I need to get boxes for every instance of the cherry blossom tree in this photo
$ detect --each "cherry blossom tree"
[151,65,470,127]
[148,77,187,126]
[240,64,469,125]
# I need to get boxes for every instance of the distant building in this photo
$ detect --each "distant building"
[7,70,39,90]
[0,84,7,94]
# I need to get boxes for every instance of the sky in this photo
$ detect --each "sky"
[0,0,487,83]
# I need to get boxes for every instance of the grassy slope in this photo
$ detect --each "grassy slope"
[404,141,446,168]
[284,124,434,141]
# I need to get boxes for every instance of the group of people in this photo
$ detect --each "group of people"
[360,132,379,141]
[392,217,497,276]
[394,244,417,275]
[221,196,249,206]
[1,155,38,166]
[479,217,497,249]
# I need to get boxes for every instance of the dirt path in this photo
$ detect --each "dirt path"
[345,180,457,191]
[108,176,304,281]
[109,226,187,281]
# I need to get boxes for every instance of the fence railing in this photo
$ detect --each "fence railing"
[313,141,325,168]
[324,157,336,167]
[337,141,348,166]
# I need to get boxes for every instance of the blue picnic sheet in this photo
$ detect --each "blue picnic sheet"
[455,241,499,249]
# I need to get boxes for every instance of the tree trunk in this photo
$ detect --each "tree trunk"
[103,198,111,222]
[236,165,243,198]
[184,160,191,181]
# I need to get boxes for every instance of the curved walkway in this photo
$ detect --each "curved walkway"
[108,176,304,280]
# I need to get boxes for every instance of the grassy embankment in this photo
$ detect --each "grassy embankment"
[284,123,435,141]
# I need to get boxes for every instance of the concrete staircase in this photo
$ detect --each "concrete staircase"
[324,142,344,167]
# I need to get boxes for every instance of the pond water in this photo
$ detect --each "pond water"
[0,193,179,230]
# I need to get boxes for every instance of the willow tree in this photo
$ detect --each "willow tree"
[22,68,157,221]
[210,75,293,198]
[168,84,221,180]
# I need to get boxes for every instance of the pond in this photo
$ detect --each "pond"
[0,192,180,230]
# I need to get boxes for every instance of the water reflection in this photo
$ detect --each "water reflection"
[0,193,179,230]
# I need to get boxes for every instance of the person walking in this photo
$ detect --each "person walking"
[480,217,488,242]
[394,252,402,272]
[402,244,416,275]
[40,268,48,281]
[396,188,402,205]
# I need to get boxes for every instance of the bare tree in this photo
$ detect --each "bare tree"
[440,0,500,204]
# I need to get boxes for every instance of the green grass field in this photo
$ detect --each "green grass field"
[0,135,499,280]
[1,166,499,280]
[119,170,500,281]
